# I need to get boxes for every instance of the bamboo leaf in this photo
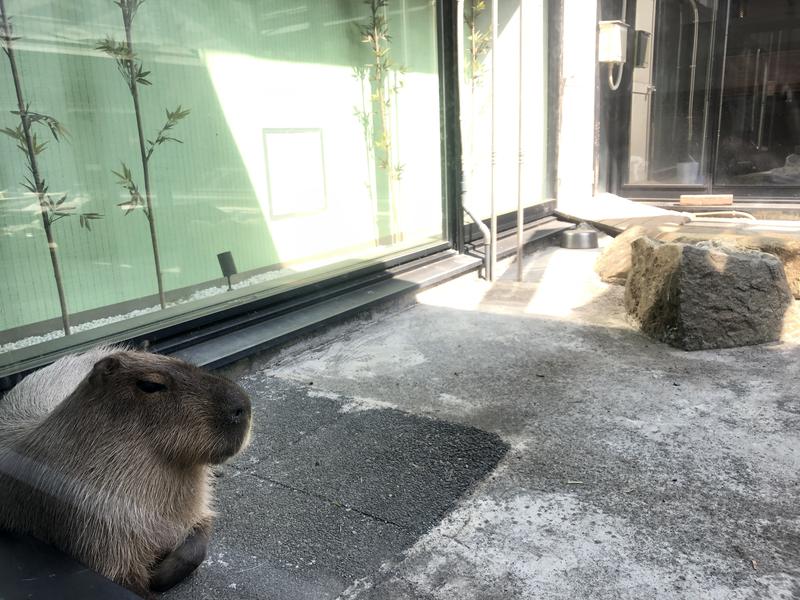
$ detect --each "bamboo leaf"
[31,134,48,155]
[96,36,131,61]
[171,105,191,121]
[0,125,23,141]
[12,111,69,141]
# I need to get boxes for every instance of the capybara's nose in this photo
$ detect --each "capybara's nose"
[228,403,247,424]
[224,386,251,426]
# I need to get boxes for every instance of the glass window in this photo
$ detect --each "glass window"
[0,0,444,366]
[461,0,549,219]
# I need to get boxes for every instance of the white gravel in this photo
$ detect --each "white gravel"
[0,266,296,355]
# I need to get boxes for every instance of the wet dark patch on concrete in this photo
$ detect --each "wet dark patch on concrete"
[165,376,508,599]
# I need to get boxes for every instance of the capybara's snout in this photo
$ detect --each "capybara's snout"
[211,378,252,460]
[222,384,251,426]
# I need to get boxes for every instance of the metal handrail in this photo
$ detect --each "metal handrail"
[463,205,492,279]
[490,0,499,281]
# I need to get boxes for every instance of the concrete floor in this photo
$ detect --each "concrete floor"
[199,242,800,599]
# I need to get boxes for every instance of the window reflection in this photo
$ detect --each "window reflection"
[626,0,800,189]
[715,2,800,185]
[0,1,443,360]
[627,0,717,185]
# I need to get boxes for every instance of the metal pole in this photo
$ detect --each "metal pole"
[672,4,683,145]
[712,1,732,180]
[516,0,525,282]
[756,32,773,150]
[751,48,760,134]
[490,0,498,281]
[686,0,699,149]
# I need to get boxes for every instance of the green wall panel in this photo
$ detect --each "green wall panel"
[0,0,443,333]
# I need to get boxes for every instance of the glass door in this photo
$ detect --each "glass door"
[621,0,800,197]
[625,0,719,188]
[713,0,800,191]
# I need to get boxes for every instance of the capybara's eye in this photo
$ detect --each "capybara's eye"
[136,379,167,394]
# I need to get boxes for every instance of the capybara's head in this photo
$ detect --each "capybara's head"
[82,350,251,466]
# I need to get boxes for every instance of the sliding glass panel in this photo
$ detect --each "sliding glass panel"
[0,0,443,365]
[714,0,800,186]
[461,0,549,220]
[626,0,718,185]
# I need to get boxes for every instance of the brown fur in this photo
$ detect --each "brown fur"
[0,346,252,596]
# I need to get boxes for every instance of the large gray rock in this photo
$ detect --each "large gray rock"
[656,228,800,299]
[595,225,648,284]
[625,238,793,350]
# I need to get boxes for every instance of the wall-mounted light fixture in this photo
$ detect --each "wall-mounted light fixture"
[599,0,629,91]
[598,19,629,90]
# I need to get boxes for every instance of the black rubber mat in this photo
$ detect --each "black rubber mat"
[165,375,508,599]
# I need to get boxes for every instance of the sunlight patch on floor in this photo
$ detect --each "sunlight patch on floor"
[417,245,612,320]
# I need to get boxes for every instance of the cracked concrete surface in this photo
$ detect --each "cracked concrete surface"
[258,242,800,600]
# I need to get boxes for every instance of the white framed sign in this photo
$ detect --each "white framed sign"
[263,128,328,219]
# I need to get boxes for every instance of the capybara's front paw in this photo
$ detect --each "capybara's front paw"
[149,525,210,593]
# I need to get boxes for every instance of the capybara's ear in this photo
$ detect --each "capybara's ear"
[89,356,121,385]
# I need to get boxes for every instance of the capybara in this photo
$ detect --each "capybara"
[0,346,252,596]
